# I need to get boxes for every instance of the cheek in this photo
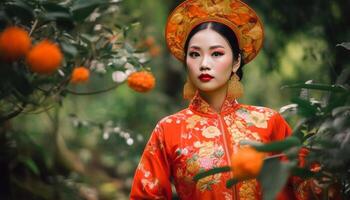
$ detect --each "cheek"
[186,59,198,74]
[215,58,232,73]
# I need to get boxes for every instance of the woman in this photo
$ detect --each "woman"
[130,0,311,199]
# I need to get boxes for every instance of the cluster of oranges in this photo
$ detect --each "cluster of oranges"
[0,26,156,90]
[0,26,89,84]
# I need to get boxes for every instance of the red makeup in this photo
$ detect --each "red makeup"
[198,74,214,82]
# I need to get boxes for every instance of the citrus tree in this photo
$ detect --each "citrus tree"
[0,0,156,199]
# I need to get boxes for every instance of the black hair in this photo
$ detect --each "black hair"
[184,22,244,80]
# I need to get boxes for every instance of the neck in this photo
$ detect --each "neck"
[198,84,228,113]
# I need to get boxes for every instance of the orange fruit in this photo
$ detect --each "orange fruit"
[26,40,63,74]
[127,71,155,92]
[144,36,155,47]
[149,45,161,57]
[231,146,265,180]
[0,26,31,62]
[70,67,90,84]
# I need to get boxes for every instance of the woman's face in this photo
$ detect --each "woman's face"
[186,28,239,94]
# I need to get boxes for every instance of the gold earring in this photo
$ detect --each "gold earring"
[227,73,244,100]
[183,77,196,100]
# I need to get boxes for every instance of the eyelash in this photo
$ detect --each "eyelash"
[188,51,224,58]
[212,52,224,57]
[189,52,200,58]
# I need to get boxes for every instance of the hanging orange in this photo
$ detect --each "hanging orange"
[149,45,161,57]
[70,67,90,84]
[0,26,31,62]
[231,146,265,181]
[127,71,155,92]
[144,36,155,47]
[26,40,63,74]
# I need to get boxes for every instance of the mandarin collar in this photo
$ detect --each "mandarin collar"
[188,92,239,117]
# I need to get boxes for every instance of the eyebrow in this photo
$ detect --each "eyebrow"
[189,45,225,50]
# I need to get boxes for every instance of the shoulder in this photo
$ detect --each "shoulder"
[237,104,292,140]
[155,108,194,129]
[237,104,279,119]
[235,104,288,129]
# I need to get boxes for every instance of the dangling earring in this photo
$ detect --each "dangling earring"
[183,77,196,100]
[227,73,244,100]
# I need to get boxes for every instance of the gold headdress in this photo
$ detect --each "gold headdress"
[165,0,264,64]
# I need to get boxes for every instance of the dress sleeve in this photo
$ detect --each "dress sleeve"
[130,122,172,200]
[269,113,339,200]
[269,112,292,141]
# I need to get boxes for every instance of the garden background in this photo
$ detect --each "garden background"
[0,0,349,199]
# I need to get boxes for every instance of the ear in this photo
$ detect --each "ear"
[232,54,241,73]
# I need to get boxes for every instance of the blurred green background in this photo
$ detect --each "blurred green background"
[1,0,349,199]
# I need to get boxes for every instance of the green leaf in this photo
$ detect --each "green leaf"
[40,10,75,30]
[290,118,308,140]
[332,106,350,117]
[258,158,295,200]
[11,69,34,96]
[312,139,338,148]
[292,97,319,117]
[42,2,70,14]
[281,83,349,93]
[336,42,350,50]
[60,42,78,57]
[253,136,301,152]
[193,166,231,182]
[4,0,34,23]
[18,156,40,175]
[80,33,95,43]
[0,10,9,29]
[226,178,239,188]
[71,0,107,22]
[291,167,315,179]
[42,12,71,21]
[239,140,263,146]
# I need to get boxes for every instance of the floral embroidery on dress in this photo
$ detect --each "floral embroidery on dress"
[141,178,159,190]
[235,106,274,129]
[137,163,161,193]
[145,126,165,155]
[239,179,259,200]
[202,126,221,138]
[174,136,227,192]
[186,115,201,129]
[223,191,232,200]
[192,141,225,169]
[196,174,222,191]
[190,96,214,114]
[246,110,268,128]
[224,111,262,145]
[228,126,261,144]
[185,114,208,129]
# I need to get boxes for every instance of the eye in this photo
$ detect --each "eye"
[189,51,200,58]
[212,51,224,57]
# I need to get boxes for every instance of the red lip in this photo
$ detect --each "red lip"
[198,74,214,82]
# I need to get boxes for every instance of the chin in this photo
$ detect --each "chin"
[196,83,228,94]
[197,86,220,93]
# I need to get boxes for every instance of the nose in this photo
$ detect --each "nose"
[200,55,210,71]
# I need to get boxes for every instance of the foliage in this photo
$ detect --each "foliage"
[194,55,350,199]
[0,0,155,199]
[0,0,153,123]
